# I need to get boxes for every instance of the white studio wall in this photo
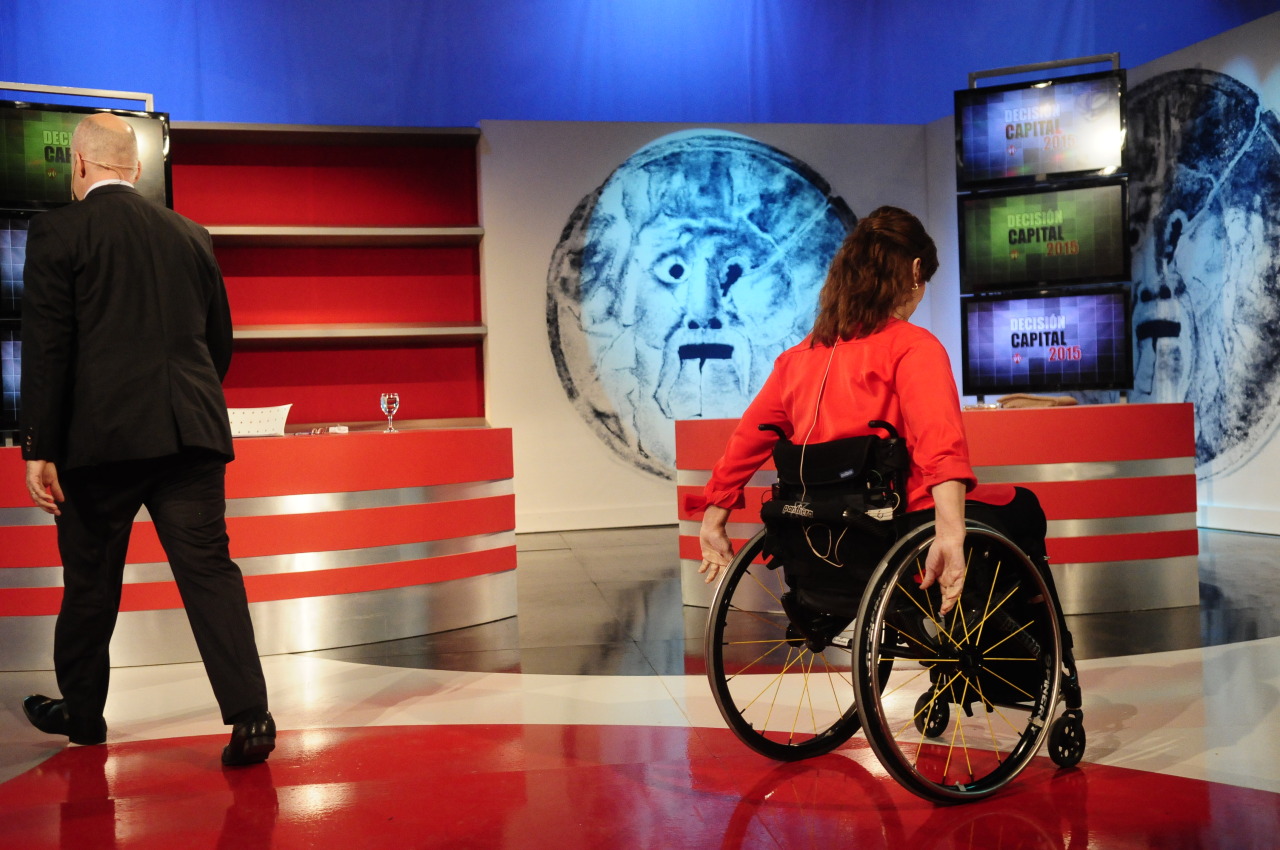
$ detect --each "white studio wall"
[480,121,926,532]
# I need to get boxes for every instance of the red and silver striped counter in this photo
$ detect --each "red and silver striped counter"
[1,427,515,670]
[676,403,1198,615]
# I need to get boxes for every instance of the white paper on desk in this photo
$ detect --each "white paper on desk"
[228,405,292,437]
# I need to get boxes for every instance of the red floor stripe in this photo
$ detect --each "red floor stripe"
[0,724,1272,849]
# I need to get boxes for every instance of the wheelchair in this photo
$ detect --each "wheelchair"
[703,421,1086,804]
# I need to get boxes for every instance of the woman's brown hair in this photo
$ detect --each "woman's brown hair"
[810,206,939,345]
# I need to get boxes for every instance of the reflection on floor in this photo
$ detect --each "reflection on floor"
[2,525,1278,848]
[300,526,1280,673]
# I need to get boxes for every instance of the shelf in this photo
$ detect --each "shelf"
[171,122,480,148]
[208,225,483,247]
[232,323,486,343]
[280,417,491,434]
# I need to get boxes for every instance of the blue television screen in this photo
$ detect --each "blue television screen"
[1,209,34,318]
[1,320,19,434]
[961,285,1133,397]
[955,69,1125,189]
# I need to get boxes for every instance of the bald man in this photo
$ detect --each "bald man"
[19,113,274,766]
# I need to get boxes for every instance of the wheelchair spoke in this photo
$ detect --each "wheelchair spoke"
[880,661,935,704]
[970,666,1039,705]
[980,638,1038,663]
[737,645,834,721]
[725,603,790,634]
[958,584,1020,646]
[818,652,852,702]
[960,676,1008,744]
[722,638,793,682]
[794,652,818,743]
[742,565,786,609]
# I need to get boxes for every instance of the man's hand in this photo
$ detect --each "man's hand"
[26,460,64,516]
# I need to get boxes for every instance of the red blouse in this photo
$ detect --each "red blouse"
[689,319,1014,514]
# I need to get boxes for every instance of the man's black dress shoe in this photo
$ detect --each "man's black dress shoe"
[22,694,107,745]
[222,711,276,766]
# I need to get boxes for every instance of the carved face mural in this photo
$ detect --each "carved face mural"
[1127,70,1280,479]
[547,130,854,478]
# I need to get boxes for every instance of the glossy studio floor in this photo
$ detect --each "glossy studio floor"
[2,526,1278,849]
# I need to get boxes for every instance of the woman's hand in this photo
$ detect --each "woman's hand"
[918,479,967,614]
[920,530,966,614]
[698,505,735,584]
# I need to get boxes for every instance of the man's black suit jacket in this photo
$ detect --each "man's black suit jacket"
[20,184,234,470]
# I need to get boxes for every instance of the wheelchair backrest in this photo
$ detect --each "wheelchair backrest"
[763,420,909,516]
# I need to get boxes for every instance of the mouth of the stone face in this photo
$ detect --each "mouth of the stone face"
[1136,319,1182,342]
[678,343,734,364]
[1132,318,1185,397]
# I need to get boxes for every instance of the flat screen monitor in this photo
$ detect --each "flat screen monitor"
[955,69,1125,189]
[0,100,171,208]
[1,320,19,435]
[1,209,35,319]
[960,285,1133,397]
[958,179,1128,293]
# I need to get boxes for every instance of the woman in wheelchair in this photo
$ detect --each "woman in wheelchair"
[687,206,1084,803]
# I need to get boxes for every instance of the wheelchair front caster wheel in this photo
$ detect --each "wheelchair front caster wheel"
[913,690,949,738]
[1048,710,1085,767]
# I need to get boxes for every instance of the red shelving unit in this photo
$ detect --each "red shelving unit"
[170,122,486,428]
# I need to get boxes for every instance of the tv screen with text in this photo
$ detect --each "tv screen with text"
[958,180,1128,293]
[961,285,1133,397]
[0,101,171,208]
[955,69,1125,189]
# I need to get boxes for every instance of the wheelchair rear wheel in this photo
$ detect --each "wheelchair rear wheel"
[705,530,862,761]
[853,522,1064,803]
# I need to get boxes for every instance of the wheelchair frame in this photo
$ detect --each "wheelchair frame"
[703,424,1085,804]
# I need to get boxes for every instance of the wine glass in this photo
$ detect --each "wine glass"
[380,392,400,432]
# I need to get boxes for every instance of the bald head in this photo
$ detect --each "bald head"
[71,113,141,197]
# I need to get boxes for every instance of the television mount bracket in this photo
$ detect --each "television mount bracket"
[968,53,1121,89]
[0,81,154,112]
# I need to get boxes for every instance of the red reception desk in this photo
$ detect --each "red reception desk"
[0,428,515,671]
[676,404,1198,615]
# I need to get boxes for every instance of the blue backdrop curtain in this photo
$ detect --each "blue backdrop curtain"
[1,0,1277,125]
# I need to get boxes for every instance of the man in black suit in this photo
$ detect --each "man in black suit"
[20,113,274,766]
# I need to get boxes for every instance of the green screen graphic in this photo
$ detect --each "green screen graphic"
[0,109,80,204]
[960,182,1126,290]
[0,105,169,207]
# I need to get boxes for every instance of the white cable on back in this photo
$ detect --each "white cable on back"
[798,342,847,568]
[798,342,838,503]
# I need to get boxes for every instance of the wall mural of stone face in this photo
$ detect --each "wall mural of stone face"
[547,130,854,478]
[1127,69,1280,480]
